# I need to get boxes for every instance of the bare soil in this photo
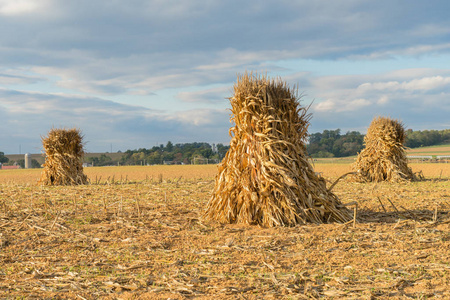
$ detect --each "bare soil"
[0,165,449,299]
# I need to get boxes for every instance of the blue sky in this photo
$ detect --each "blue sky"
[1,0,449,154]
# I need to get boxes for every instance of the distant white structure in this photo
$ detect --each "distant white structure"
[407,155,433,163]
[25,153,31,169]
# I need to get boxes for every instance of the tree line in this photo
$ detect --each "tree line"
[86,142,230,166]
[0,152,8,164]
[111,128,449,163]
[307,130,364,158]
[306,128,450,158]
[404,129,450,148]
[1,128,448,167]
[0,152,41,168]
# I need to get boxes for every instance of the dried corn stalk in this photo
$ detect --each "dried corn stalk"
[39,128,88,185]
[204,73,352,226]
[352,117,418,182]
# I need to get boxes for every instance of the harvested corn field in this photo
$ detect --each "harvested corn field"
[0,164,449,299]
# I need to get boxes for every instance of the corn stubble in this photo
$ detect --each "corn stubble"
[204,73,352,226]
[352,117,418,183]
[39,128,89,186]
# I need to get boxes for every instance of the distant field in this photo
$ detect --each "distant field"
[312,157,356,164]
[406,144,450,156]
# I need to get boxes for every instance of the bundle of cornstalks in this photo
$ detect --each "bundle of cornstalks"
[352,117,418,182]
[204,73,352,226]
[39,128,89,185]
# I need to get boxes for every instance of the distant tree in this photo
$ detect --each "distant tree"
[162,151,175,161]
[308,132,322,145]
[307,128,448,157]
[86,154,113,166]
[311,151,334,158]
[307,129,364,157]
[173,152,183,162]
[200,148,213,159]
[405,129,449,148]
[121,142,231,165]
[165,141,174,152]
[148,151,162,164]
[0,152,8,163]
[131,152,145,163]
[16,159,41,168]
[32,159,41,168]
[216,144,230,159]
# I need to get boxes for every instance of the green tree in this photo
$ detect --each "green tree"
[16,159,41,168]
[200,148,213,159]
[405,129,449,148]
[216,144,230,159]
[120,142,230,165]
[165,141,174,152]
[0,152,8,164]
[307,129,364,157]
[86,154,113,166]
[148,151,162,164]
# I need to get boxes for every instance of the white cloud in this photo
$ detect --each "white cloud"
[168,109,229,126]
[348,98,371,110]
[377,95,389,105]
[402,76,450,91]
[0,0,49,15]
[315,99,336,112]
[384,68,440,79]
[357,76,450,92]
[357,81,400,92]
[315,98,371,112]
[177,86,230,103]
[196,62,238,72]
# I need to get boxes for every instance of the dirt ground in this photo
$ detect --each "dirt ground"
[0,164,449,299]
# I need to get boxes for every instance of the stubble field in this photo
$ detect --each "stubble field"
[0,163,449,299]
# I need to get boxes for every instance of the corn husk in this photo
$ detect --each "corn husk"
[203,73,352,226]
[39,128,88,185]
[352,117,418,182]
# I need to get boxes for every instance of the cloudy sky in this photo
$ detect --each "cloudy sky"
[1,0,449,154]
